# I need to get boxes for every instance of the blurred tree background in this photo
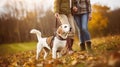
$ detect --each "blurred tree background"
[89,5,120,37]
[0,1,120,44]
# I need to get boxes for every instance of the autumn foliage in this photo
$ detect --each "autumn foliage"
[0,35,120,67]
[89,5,120,37]
[89,5,109,37]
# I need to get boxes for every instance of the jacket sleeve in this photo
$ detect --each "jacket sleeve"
[53,0,61,13]
[87,0,91,13]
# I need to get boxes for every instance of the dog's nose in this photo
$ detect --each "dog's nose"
[70,27,72,31]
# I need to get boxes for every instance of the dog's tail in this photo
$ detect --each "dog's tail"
[30,29,42,41]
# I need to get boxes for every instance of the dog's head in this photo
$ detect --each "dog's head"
[56,24,71,39]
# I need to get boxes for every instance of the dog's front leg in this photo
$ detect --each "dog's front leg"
[52,48,57,59]
[57,52,62,58]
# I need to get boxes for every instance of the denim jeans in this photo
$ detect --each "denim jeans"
[74,13,91,43]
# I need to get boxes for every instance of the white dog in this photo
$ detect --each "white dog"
[30,24,71,60]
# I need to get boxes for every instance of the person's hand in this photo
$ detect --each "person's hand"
[88,13,92,21]
[55,13,59,18]
[72,6,78,12]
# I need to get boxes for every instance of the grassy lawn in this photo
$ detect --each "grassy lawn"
[0,35,120,56]
[0,42,36,56]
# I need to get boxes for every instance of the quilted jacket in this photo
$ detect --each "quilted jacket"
[72,0,91,14]
[53,0,71,14]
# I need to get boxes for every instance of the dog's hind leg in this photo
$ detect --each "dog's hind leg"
[36,43,42,60]
[43,50,48,59]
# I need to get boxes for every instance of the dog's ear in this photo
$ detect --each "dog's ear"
[57,26,63,35]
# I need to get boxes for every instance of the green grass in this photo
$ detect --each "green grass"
[0,35,120,56]
[0,42,36,56]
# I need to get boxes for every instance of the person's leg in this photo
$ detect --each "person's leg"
[67,14,76,54]
[81,13,91,42]
[58,14,70,24]
[74,14,86,51]
[67,14,76,35]
[81,13,92,52]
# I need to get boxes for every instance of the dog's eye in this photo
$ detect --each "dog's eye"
[64,26,67,28]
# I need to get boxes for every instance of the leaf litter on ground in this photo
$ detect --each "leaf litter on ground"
[0,35,120,67]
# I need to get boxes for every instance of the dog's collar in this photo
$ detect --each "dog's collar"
[56,34,67,41]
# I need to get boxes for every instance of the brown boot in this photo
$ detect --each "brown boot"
[86,41,93,53]
[80,43,86,51]
[66,38,74,54]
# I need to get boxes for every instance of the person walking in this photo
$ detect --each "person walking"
[72,0,93,52]
[53,0,76,54]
